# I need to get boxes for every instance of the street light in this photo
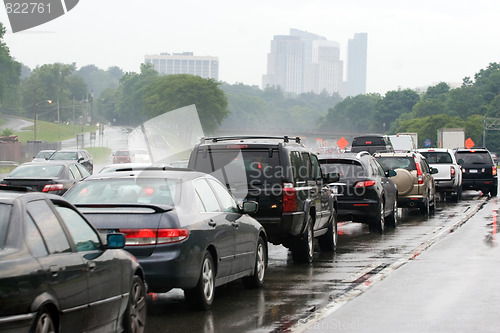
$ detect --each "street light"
[33,98,52,141]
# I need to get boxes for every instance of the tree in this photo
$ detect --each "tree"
[143,74,228,134]
[0,22,21,110]
[370,89,420,133]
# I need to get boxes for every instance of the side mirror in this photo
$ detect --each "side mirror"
[325,172,340,183]
[78,157,84,162]
[106,233,126,249]
[385,169,397,177]
[242,201,258,214]
[430,167,439,174]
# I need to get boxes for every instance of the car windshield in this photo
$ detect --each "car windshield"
[65,178,179,206]
[456,151,493,164]
[420,152,452,164]
[376,157,417,171]
[319,160,367,178]
[8,164,64,177]
[49,152,78,160]
[116,151,130,156]
[35,151,54,159]
[0,203,11,249]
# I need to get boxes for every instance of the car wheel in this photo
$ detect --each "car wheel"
[386,199,398,228]
[291,215,314,263]
[420,195,430,215]
[490,185,498,197]
[370,200,385,233]
[429,192,436,213]
[32,307,56,333]
[124,276,147,333]
[185,252,215,310]
[318,212,337,252]
[242,236,267,288]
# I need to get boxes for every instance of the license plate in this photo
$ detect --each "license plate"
[469,169,478,173]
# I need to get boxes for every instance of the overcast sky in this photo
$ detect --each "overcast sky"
[1,0,499,95]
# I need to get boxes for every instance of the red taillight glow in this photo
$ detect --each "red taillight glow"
[42,184,64,192]
[415,158,423,184]
[121,228,189,246]
[493,167,497,176]
[282,183,297,212]
[355,180,376,188]
[450,166,455,178]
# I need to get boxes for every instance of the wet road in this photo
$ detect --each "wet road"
[144,192,488,333]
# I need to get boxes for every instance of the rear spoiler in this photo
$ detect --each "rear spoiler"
[74,203,174,213]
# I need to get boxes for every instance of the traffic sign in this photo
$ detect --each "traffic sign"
[337,137,349,150]
[465,138,475,149]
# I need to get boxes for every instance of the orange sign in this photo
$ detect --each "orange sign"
[337,137,349,150]
[465,137,475,149]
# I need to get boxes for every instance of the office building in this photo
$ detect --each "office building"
[347,33,368,96]
[144,52,219,80]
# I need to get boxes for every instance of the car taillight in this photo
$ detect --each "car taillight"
[355,180,376,188]
[42,184,64,192]
[283,183,297,212]
[415,158,423,184]
[493,167,497,176]
[121,228,189,246]
[450,166,455,178]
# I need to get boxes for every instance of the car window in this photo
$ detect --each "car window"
[25,214,49,257]
[376,157,416,171]
[455,151,493,164]
[207,178,238,213]
[8,164,63,177]
[420,152,452,164]
[69,164,80,180]
[319,159,366,178]
[77,164,91,178]
[310,154,322,179]
[27,200,71,254]
[290,151,304,181]
[55,205,102,252]
[0,203,11,249]
[50,151,78,160]
[301,152,312,180]
[194,178,221,212]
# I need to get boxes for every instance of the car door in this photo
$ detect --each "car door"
[194,178,236,279]
[372,159,396,213]
[54,201,125,331]
[310,153,331,228]
[26,199,89,332]
[207,178,256,273]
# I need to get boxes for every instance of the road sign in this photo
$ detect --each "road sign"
[424,139,431,148]
[337,137,349,150]
[465,138,475,149]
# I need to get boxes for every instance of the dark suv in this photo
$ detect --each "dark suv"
[318,152,398,233]
[188,136,338,263]
[350,135,394,154]
[455,148,498,196]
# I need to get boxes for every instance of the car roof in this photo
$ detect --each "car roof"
[417,148,453,153]
[318,152,372,161]
[196,135,306,148]
[83,167,209,181]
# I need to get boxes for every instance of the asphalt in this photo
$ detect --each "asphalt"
[293,195,500,333]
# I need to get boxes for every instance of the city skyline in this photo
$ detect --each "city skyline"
[1,0,499,95]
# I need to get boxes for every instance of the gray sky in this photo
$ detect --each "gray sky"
[1,0,499,95]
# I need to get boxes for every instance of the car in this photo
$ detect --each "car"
[350,134,394,154]
[374,151,438,215]
[454,148,498,197]
[0,160,91,195]
[63,168,268,310]
[48,149,94,174]
[112,150,135,164]
[188,135,339,263]
[132,149,152,163]
[318,151,398,233]
[32,149,56,162]
[98,162,153,173]
[417,148,463,202]
[0,187,146,333]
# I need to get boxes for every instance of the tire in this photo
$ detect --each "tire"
[386,199,398,228]
[490,185,498,197]
[185,252,215,310]
[370,200,385,233]
[429,193,436,213]
[291,215,314,263]
[420,195,430,215]
[31,307,56,333]
[123,276,147,333]
[242,236,267,288]
[318,212,338,252]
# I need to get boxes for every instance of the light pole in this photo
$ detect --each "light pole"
[32,91,52,141]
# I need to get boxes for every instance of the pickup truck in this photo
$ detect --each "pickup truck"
[417,148,462,201]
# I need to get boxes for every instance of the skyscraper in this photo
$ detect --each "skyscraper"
[144,52,219,80]
[262,29,344,96]
[347,33,368,96]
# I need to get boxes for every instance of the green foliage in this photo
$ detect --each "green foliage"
[142,74,228,134]
[370,89,420,132]
[75,65,123,98]
[1,128,13,136]
[13,119,97,144]
[0,22,22,109]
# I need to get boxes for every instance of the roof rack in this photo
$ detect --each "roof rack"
[355,151,371,159]
[201,136,301,144]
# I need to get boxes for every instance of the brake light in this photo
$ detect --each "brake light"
[226,144,248,149]
[121,228,189,246]
[493,167,497,176]
[450,166,455,178]
[355,180,376,188]
[283,183,297,212]
[42,184,64,192]
[415,158,423,184]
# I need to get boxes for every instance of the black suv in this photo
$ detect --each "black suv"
[350,134,394,154]
[455,148,498,196]
[188,136,338,263]
[318,152,398,233]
